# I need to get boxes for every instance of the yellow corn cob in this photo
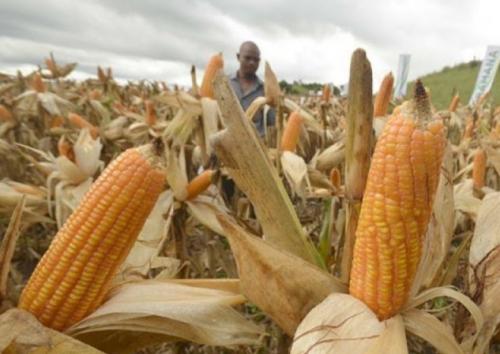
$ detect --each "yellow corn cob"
[373,72,394,117]
[349,81,445,320]
[18,144,166,330]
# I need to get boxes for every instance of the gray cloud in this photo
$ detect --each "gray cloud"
[0,0,497,86]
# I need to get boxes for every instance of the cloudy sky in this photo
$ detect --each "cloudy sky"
[1,0,498,87]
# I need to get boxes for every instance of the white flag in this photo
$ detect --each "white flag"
[469,46,500,106]
[394,54,411,99]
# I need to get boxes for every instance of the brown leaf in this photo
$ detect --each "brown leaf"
[0,309,102,353]
[216,213,346,335]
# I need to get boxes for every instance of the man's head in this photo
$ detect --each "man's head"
[237,41,261,77]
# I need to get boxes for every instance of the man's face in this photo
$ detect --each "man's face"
[237,46,260,76]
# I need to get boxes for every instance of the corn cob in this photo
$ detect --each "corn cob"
[349,80,446,320]
[51,116,64,128]
[472,148,486,190]
[45,58,57,75]
[32,73,46,93]
[200,53,224,99]
[448,94,460,112]
[18,144,166,330]
[186,169,214,200]
[57,136,75,162]
[97,66,107,83]
[463,119,474,140]
[88,89,102,100]
[329,167,341,190]
[373,72,394,117]
[281,112,303,152]
[0,104,14,123]
[321,84,331,103]
[68,113,100,139]
[144,100,157,126]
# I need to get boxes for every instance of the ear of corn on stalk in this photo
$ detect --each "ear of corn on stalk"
[68,113,99,139]
[448,94,460,113]
[200,53,224,99]
[472,148,486,190]
[349,80,446,320]
[18,144,166,330]
[281,112,303,152]
[186,169,214,200]
[373,72,394,117]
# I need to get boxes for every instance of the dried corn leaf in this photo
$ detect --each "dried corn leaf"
[165,146,188,201]
[468,192,500,350]
[0,196,25,302]
[212,72,322,266]
[186,194,229,236]
[403,309,464,354]
[68,280,262,351]
[200,97,220,159]
[291,293,389,354]
[73,129,103,177]
[264,62,281,107]
[281,151,311,198]
[216,213,345,335]
[363,316,408,354]
[454,179,481,219]
[117,191,176,281]
[0,309,102,353]
[313,139,345,172]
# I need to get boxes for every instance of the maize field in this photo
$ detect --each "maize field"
[0,51,500,354]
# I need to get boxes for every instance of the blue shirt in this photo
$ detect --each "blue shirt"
[229,72,276,136]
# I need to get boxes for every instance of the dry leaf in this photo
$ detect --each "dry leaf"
[117,191,176,281]
[217,213,345,335]
[468,192,500,350]
[281,151,311,197]
[0,308,102,353]
[291,293,388,354]
[0,196,25,302]
[68,280,262,352]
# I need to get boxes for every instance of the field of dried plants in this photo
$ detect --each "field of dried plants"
[0,50,499,354]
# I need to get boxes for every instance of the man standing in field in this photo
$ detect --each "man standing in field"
[229,41,275,137]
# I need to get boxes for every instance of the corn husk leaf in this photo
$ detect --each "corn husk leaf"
[67,280,263,352]
[73,129,103,177]
[281,151,311,197]
[37,92,74,116]
[186,194,229,236]
[117,191,177,282]
[284,98,323,134]
[165,146,188,201]
[212,71,322,266]
[0,196,25,302]
[413,145,455,291]
[454,179,481,219]
[0,308,103,353]
[468,192,500,351]
[200,97,220,159]
[264,62,281,107]
[363,315,408,354]
[405,286,483,336]
[245,96,267,121]
[313,139,345,172]
[403,309,464,354]
[216,213,346,335]
[291,293,391,354]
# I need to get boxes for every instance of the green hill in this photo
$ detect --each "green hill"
[407,60,500,110]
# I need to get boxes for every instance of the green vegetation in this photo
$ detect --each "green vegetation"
[407,60,500,110]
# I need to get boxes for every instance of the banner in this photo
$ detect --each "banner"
[469,45,500,106]
[394,54,411,99]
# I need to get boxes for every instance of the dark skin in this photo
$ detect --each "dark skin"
[236,41,261,95]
